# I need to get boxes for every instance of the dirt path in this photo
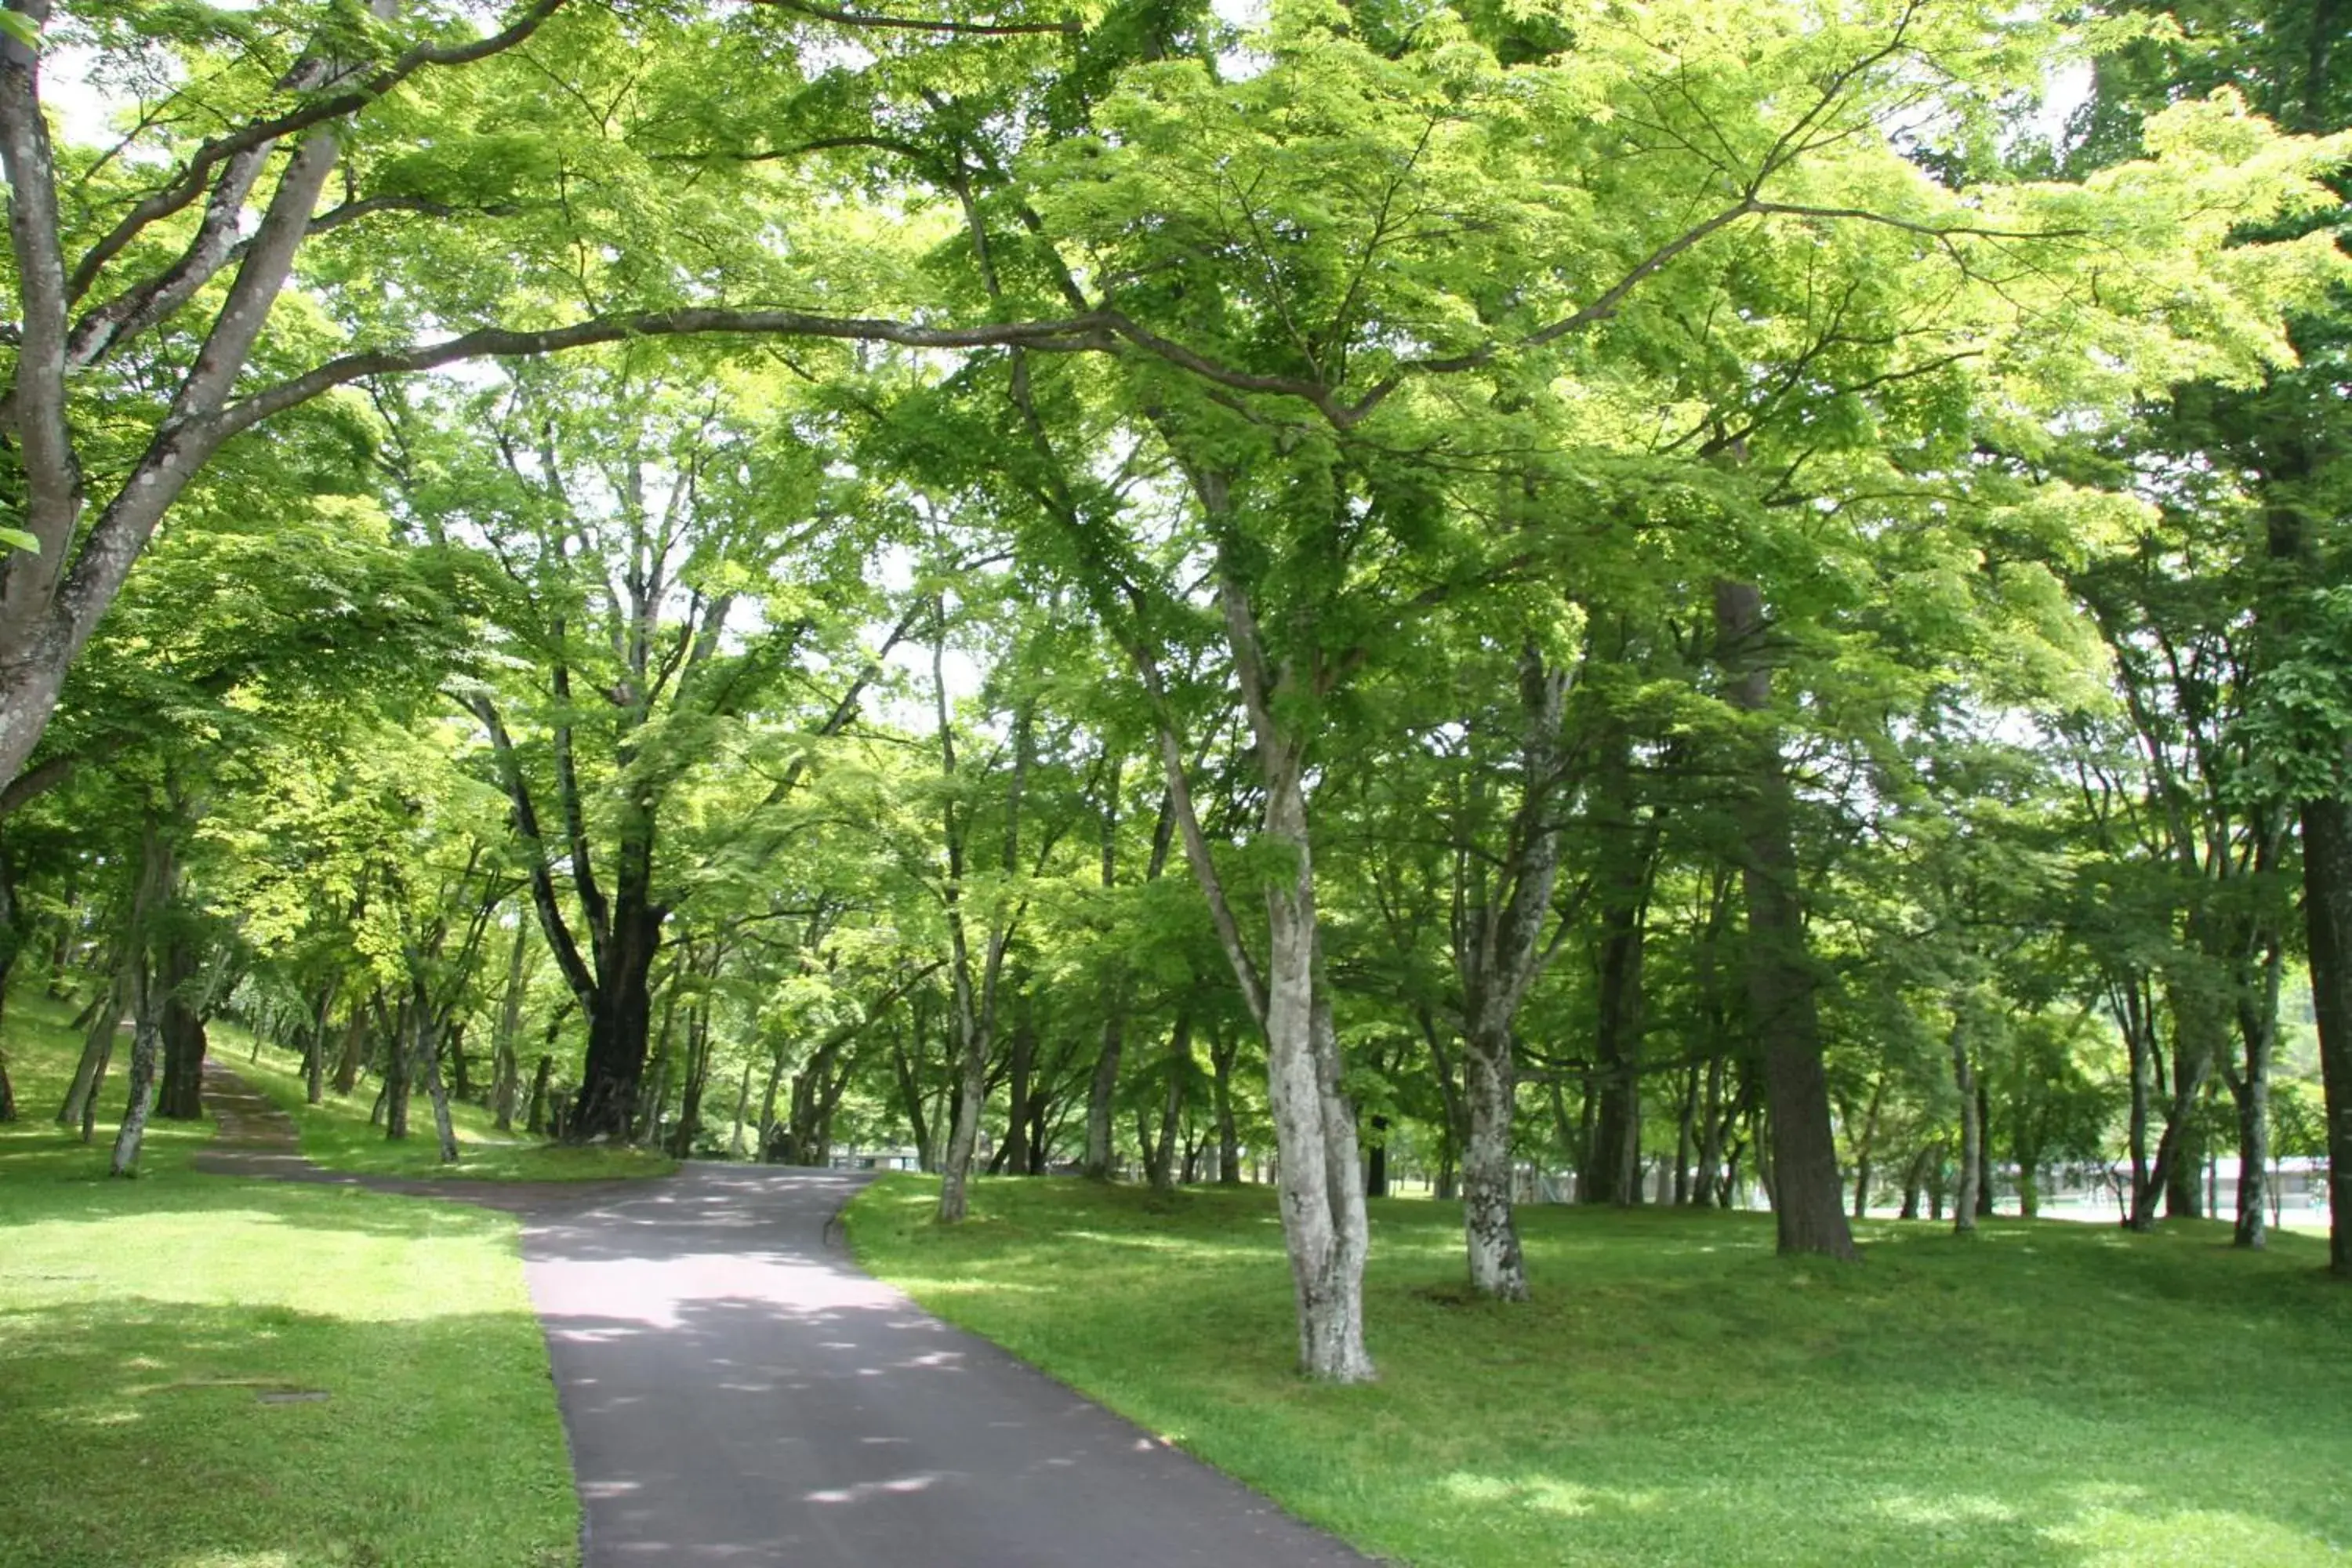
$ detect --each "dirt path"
[195,1062,1375,1566]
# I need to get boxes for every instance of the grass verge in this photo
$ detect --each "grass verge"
[0,994,579,1568]
[847,1171,2352,1568]
[229,1026,674,1182]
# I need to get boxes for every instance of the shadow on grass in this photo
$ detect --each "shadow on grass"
[847,1174,2352,1568]
[0,1298,574,1568]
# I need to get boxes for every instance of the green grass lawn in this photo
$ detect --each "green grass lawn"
[0,995,579,1568]
[847,1173,2352,1568]
[230,1025,675,1182]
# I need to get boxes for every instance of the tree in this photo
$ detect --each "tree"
[2064,0,2352,1269]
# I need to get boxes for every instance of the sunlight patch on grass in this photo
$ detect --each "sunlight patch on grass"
[847,1171,2352,1568]
[2048,1505,2343,1566]
[1873,1492,2020,1527]
[0,994,578,1568]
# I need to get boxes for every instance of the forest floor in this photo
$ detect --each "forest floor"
[0,994,579,1568]
[847,1173,2352,1568]
[229,1027,677,1183]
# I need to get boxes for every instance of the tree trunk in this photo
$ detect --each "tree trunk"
[2302,793,2352,1276]
[156,934,207,1120]
[667,1002,712,1159]
[302,980,335,1105]
[1900,1145,1932,1220]
[2233,938,2283,1249]
[2262,499,2352,1275]
[1212,1024,1240,1185]
[1122,485,1373,1379]
[58,971,126,1128]
[1675,1066,1700,1207]
[891,1026,931,1170]
[108,977,163,1177]
[935,1010,991,1219]
[1448,644,1569,1294]
[1587,893,1646,1205]
[1952,1007,1981,1236]
[728,1060,753,1158]
[1850,1071,1885,1220]
[1693,1055,1728,1207]
[1974,1081,1996,1218]
[107,818,176,1174]
[526,1053,554,1136]
[2124,980,2154,1229]
[1149,1013,1190,1193]
[1714,579,1857,1261]
[1084,1006,1124,1181]
[1254,770,1374,1378]
[383,997,414,1142]
[448,1023,472,1104]
[569,892,662,1140]
[416,994,459,1164]
[930,636,1022,1221]
[492,924,528,1131]
[757,1040,789,1162]
[333,1006,366,1095]
[1461,1022,1526,1299]
[1005,989,1035,1177]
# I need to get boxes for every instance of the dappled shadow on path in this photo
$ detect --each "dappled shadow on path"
[525,1166,1372,1568]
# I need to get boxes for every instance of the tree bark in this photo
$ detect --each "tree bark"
[1585,726,1650,1207]
[1004,988,1035,1176]
[1460,1023,1525,1296]
[106,816,177,1174]
[571,888,662,1140]
[1951,1004,1981,1236]
[728,1059,753,1158]
[1974,1080,1997,1218]
[1450,646,1571,1297]
[1714,579,1857,1261]
[526,1053,554,1136]
[2228,916,2285,1248]
[1212,1023,1240,1184]
[1084,1006,1124,1180]
[2303,793,2352,1276]
[931,637,1023,1222]
[383,996,414,1141]
[1148,1012,1191,1192]
[57,971,126,1129]
[155,925,209,1120]
[108,974,163,1177]
[1850,1071,1885,1220]
[492,924,528,1131]
[412,985,459,1163]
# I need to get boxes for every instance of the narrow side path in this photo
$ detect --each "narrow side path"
[194,1062,1377,1566]
[191,1058,644,1210]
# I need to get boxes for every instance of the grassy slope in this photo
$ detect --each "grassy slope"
[0,995,578,1568]
[848,1173,2352,1568]
[230,1026,674,1182]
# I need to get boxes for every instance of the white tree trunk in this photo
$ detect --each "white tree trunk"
[935,1018,989,1222]
[1461,1026,1526,1298]
[1261,767,1374,1382]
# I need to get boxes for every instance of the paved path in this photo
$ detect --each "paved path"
[195,1064,1375,1566]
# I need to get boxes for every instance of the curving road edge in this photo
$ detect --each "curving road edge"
[196,1064,1377,1566]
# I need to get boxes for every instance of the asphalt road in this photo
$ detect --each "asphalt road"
[521,1165,1376,1567]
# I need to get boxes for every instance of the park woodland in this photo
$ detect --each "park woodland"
[3,1,2350,1565]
